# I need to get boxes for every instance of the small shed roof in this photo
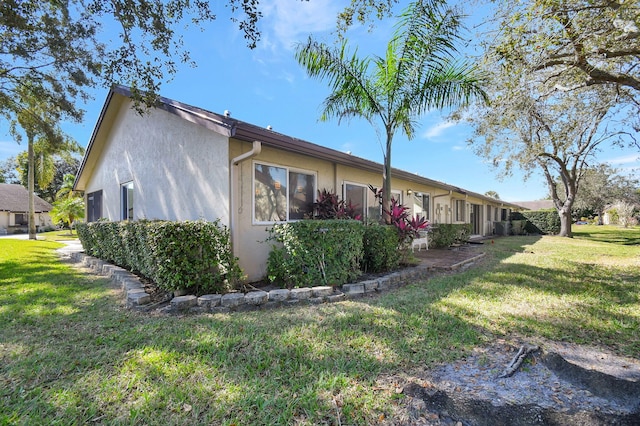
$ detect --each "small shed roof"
[0,184,53,213]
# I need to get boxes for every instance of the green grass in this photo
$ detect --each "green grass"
[1,227,639,425]
[572,223,640,245]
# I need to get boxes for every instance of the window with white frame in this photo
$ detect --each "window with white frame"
[121,182,134,220]
[13,213,28,225]
[365,188,402,222]
[253,162,316,223]
[344,182,366,220]
[454,199,465,222]
[391,190,402,205]
[413,193,430,220]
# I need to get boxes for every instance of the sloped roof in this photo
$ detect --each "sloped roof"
[76,85,525,210]
[514,200,555,211]
[0,184,53,213]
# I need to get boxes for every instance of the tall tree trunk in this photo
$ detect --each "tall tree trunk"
[382,132,393,224]
[28,135,36,240]
[558,205,573,237]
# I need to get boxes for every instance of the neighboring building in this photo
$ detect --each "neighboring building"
[74,86,523,282]
[514,200,555,211]
[0,183,53,234]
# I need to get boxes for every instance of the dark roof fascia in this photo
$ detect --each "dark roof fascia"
[85,86,522,209]
[231,121,523,209]
[155,96,235,137]
[233,122,457,189]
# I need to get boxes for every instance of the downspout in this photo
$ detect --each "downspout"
[229,141,262,256]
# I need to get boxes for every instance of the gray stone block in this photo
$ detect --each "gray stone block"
[123,279,143,291]
[262,301,282,310]
[127,289,150,306]
[377,277,391,291]
[290,288,313,300]
[363,280,378,292]
[308,296,325,304]
[342,283,365,295]
[312,286,333,297]
[198,294,221,308]
[221,293,245,308]
[90,259,105,272]
[101,264,116,276]
[327,293,346,303]
[268,289,290,302]
[171,295,197,311]
[111,270,131,284]
[245,291,268,306]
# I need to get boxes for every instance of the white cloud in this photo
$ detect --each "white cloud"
[260,0,340,51]
[452,145,466,151]
[422,120,457,140]
[605,154,640,165]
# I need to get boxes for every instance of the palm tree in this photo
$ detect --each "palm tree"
[56,173,78,200]
[295,0,487,222]
[50,197,85,234]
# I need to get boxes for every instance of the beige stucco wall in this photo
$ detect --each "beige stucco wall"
[0,212,8,230]
[0,212,52,231]
[230,139,474,282]
[83,99,230,225]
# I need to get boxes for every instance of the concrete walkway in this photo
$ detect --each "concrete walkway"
[413,245,486,270]
[0,233,84,258]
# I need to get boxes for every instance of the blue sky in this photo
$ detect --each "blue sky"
[1,0,638,202]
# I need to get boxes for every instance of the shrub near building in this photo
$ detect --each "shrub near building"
[76,219,243,294]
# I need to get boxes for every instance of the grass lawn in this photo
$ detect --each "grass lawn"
[1,226,639,425]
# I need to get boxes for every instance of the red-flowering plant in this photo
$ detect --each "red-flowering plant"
[311,189,362,221]
[383,197,429,246]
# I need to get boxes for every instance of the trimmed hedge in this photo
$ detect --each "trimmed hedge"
[429,224,472,248]
[511,210,560,235]
[266,220,364,288]
[76,220,243,294]
[362,225,401,273]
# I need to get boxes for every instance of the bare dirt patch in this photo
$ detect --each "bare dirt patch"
[385,339,640,425]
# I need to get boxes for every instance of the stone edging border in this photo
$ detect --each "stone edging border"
[66,250,484,314]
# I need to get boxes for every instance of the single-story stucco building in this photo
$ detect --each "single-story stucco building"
[0,183,53,234]
[73,85,523,282]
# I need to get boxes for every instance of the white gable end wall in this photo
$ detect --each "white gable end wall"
[83,99,230,224]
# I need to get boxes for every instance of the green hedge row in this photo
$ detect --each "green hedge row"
[266,220,365,288]
[429,224,472,248]
[266,221,412,288]
[510,210,560,235]
[76,220,243,294]
[362,225,402,273]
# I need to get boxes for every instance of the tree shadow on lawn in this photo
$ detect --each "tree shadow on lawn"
[1,258,491,425]
[1,237,547,424]
[435,259,640,357]
[573,226,640,245]
[7,235,638,424]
